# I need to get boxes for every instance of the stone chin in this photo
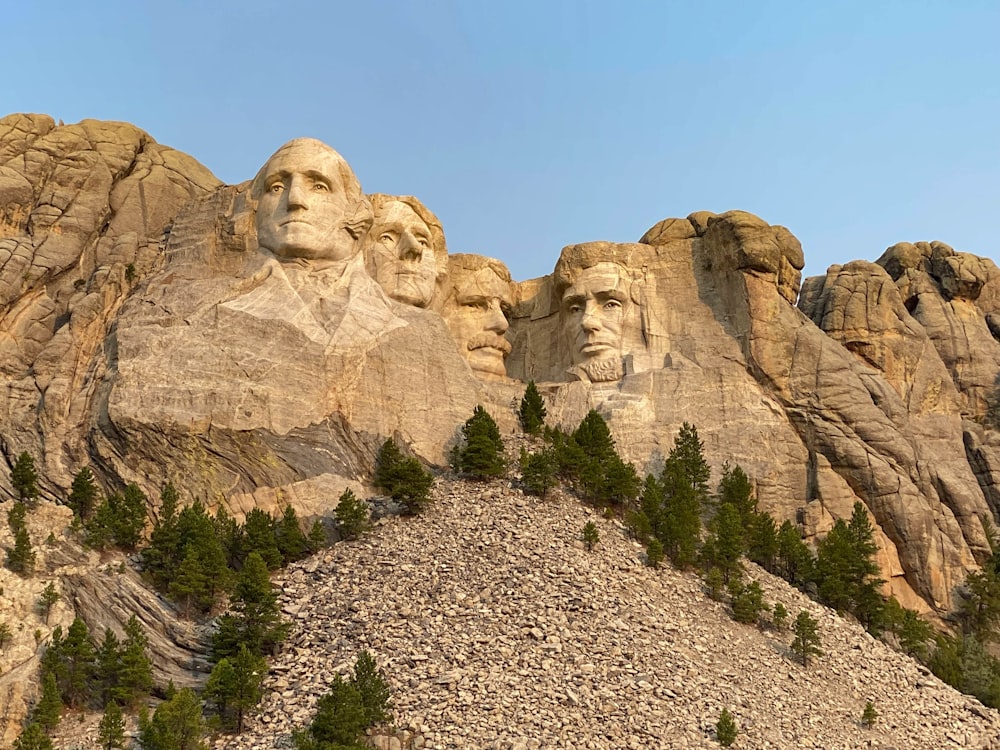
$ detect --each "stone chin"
[570,356,624,383]
[466,347,509,381]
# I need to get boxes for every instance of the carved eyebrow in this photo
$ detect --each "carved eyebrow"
[594,289,627,303]
[562,293,587,307]
[302,170,333,185]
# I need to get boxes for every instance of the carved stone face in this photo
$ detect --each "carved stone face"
[370,200,437,307]
[562,262,628,372]
[254,140,360,262]
[442,265,513,381]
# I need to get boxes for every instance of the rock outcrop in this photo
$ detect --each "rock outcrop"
[2,115,1000,701]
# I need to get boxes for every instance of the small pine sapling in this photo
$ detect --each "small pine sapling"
[861,700,878,729]
[771,602,788,631]
[716,708,738,746]
[791,610,823,667]
[645,538,664,569]
[334,489,369,540]
[582,521,599,551]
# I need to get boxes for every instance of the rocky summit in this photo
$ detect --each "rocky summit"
[2,112,1000,745]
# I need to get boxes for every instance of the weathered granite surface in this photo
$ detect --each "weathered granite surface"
[2,114,1000,623]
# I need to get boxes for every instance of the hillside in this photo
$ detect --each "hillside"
[225,463,1000,750]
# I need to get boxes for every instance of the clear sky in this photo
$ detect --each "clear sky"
[5,1,998,283]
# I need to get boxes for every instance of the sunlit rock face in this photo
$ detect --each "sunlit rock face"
[3,116,1000,622]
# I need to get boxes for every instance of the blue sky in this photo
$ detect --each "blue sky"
[6,1,998,283]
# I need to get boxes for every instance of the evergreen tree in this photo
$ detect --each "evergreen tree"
[143,484,183,587]
[213,505,245,570]
[242,508,282,570]
[98,700,127,750]
[334,489,369,540]
[896,607,933,660]
[169,548,210,619]
[451,405,506,480]
[7,525,36,575]
[666,423,711,499]
[645,538,664,569]
[276,505,309,563]
[7,499,26,532]
[95,628,122,707]
[582,521,599,551]
[729,579,767,625]
[12,723,53,750]
[715,708,738,747]
[374,439,434,515]
[657,461,702,568]
[205,644,267,734]
[11,452,39,503]
[212,551,288,661]
[59,617,95,708]
[746,511,779,572]
[308,520,328,551]
[716,463,755,523]
[814,502,884,632]
[352,650,392,728]
[791,610,823,667]
[32,672,62,731]
[702,503,744,584]
[118,615,153,706]
[88,483,148,551]
[771,602,788,631]
[294,674,367,750]
[518,447,557,498]
[518,381,547,435]
[166,501,231,615]
[37,582,60,624]
[137,687,208,750]
[956,567,1000,642]
[861,700,878,729]
[776,520,814,586]
[68,467,99,520]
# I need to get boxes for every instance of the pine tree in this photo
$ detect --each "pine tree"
[776,520,814,586]
[87,483,148,551]
[814,502,884,632]
[59,617,95,708]
[212,551,288,661]
[95,628,122,707]
[11,452,39,503]
[98,700,127,749]
[582,521,599,551]
[7,525,36,575]
[352,650,393,727]
[702,503,744,584]
[167,501,231,615]
[645,538,664,569]
[138,687,207,750]
[308,520,327,551]
[666,423,711,499]
[118,614,153,706]
[296,673,367,749]
[658,461,701,568]
[771,602,788,631]
[374,439,434,515]
[37,582,60,624]
[205,644,267,734]
[861,700,878,729]
[334,489,369,541]
[12,723,53,750]
[275,506,309,563]
[68,467,99,520]
[715,708,738,746]
[519,447,557,498]
[518,381,547,435]
[452,405,505,480]
[241,508,282,570]
[746,511,779,572]
[32,672,62,731]
[143,484,183,587]
[716,463,755,522]
[791,610,823,667]
[7,499,26,532]
[729,579,767,625]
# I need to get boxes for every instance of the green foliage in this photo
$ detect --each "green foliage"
[242,508,283,570]
[11,452,39,503]
[791,610,823,667]
[374,439,434,516]
[519,447,557,498]
[861,700,878,729]
[118,615,154,706]
[451,405,506,480]
[571,411,640,506]
[776,520,814,586]
[98,700,127,749]
[956,566,1000,642]
[12,722,53,750]
[308,520,328,551]
[37,582,59,624]
[518,381,547,435]
[701,503,744,584]
[32,672,62,731]
[704,567,725,601]
[334,489,369,541]
[716,463,755,522]
[352,650,393,727]
[276,505,310,563]
[814,502,885,633]
[645,538,664,569]
[7,524,36,575]
[87,483,148,551]
[212,551,288,661]
[138,687,208,750]
[156,500,230,617]
[729,579,767,625]
[68,467,99,520]
[95,629,122,707]
[746,511,779,572]
[582,521,599,551]
[7,499,26,532]
[771,602,788,631]
[715,708,738,746]
[205,644,267,734]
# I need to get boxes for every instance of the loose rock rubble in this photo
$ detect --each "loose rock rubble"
[222,474,1000,750]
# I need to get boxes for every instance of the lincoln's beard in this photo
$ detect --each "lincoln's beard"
[577,356,623,383]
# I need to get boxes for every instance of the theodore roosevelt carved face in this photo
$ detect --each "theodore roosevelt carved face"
[252,138,370,263]
[441,255,514,381]
[366,195,447,308]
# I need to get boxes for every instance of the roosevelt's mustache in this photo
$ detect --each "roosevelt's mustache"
[468,333,512,355]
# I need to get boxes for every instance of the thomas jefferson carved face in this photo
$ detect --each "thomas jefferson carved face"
[562,262,629,381]
[253,139,364,262]
[442,262,513,381]
[369,200,438,307]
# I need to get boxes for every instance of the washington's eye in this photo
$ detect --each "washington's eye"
[313,182,329,192]
[268,183,283,193]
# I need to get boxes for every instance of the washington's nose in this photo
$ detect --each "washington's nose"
[286,178,309,209]
[398,232,423,261]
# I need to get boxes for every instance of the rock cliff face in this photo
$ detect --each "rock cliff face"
[2,114,1000,624]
